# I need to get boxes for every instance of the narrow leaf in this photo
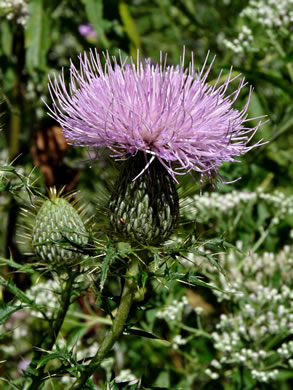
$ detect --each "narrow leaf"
[0,256,23,269]
[0,303,23,325]
[189,247,225,275]
[119,0,141,56]
[25,0,50,72]
[0,277,32,305]
[1,20,13,56]
[166,272,226,292]
[100,243,118,290]
[221,66,293,96]
[126,327,160,340]
[36,351,65,369]
[81,0,104,36]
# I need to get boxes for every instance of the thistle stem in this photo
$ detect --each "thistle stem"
[70,257,139,389]
[23,271,77,390]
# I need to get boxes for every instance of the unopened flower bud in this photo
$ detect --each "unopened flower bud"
[32,189,87,266]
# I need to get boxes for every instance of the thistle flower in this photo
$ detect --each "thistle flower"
[78,23,97,39]
[46,49,263,245]
[47,49,262,182]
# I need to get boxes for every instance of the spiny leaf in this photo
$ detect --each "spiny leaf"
[0,277,32,305]
[0,256,34,274]
[188,247,225,276]
[36,350,69,369]
[126,327,160,340]
[158,271,227,292]
[0,303,23,325]
[100,242,119,290]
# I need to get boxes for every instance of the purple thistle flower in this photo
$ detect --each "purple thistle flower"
[47,49,264,183]
[78,24,97,39]
[18,359,31,375]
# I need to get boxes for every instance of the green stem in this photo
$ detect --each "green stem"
[252,219,274,252]
[23,272,77,390]
[70,257,139,389]
[266,30,293,84]
[9,103,21,160]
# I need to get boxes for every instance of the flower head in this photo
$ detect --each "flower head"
[47,49,263,182]
[78,23,97,39]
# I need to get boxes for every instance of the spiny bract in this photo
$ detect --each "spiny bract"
[108,153,179,246]
[32,193,87,266]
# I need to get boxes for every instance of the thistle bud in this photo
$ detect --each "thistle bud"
[32,189,87,266]
[108,153,179,246]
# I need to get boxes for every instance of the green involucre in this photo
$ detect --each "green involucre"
[108,154,179,246]
[32,196,87,265]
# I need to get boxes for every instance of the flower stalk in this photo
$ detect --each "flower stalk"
[70,256,139,389]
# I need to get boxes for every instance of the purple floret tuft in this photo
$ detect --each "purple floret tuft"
[46,49,265,182]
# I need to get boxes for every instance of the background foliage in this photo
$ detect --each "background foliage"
[0,0,293,389]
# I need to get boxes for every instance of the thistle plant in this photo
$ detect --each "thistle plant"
[21,188,89,389]
[38,48,264,388]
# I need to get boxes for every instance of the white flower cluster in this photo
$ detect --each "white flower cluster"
[172,334,187,350]
[25,278,61,318]
[185,189,293,228]
[0,310,29,359]
[0,0,28,25]
[241,0,293,30]
[222,0,293,54]
[223,26,254,54]
[114,369,139,384]
[213,245,293,300]
[277,341,293,358]
[185,190,257,223]
[0,279,63,359]
[202,243,293,384]
[76,339,99,362]
[55,336,100,364]
[251,369,279,383]
[156,296,189,322]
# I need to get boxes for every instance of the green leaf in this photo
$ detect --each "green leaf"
[270,110,293,143]
[247,92,271,140]
[81,0,104,36]
[25,0,50,72]
[119,0,141,56]
[0,20,13,56]
[189,247,225,275]
[0,303,23,325]
[0,277,32,305]
[283,51,293,64]
[126,327,160,339]
[153,371,170,388]
[164,271,226,292]
[221,65,293,96]
[0,256,22,269]
[66,327,87,350]
[0,330,11,340]
[36,351,67,369]
[0,256,34,274]
[100,242,118,290]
